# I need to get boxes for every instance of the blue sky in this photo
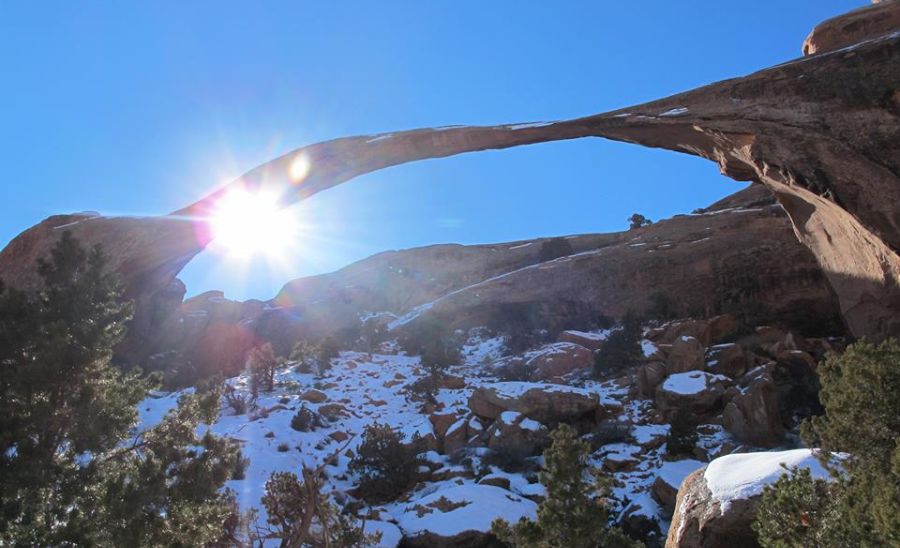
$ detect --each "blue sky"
[0,1,860,300]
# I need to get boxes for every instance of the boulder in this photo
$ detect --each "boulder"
[705,344,749,379]
[441,374,467,390]
[487,411,551,459]
[667,449,836,547]
[524,342,594,381]
[722,364,785,447]
[468,382,602,425]
[557,329,607,351]
[441,418,469,455]
[637,361,668,399]
[397,484,537,547]
[656,371,728,417]
[666,336,706,375]
[651,459,705,512]
[299,389,328,403]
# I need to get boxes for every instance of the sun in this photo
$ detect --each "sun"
[209,188,298,258]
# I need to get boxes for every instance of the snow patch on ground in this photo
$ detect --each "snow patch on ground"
[395,484,537,537]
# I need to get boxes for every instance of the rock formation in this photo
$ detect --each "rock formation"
[1,2,897,365]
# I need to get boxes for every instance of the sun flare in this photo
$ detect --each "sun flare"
[209,189,297,258]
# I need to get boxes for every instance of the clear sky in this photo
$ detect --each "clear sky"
[0,1,861,301]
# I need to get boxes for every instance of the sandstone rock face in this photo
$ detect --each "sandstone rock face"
[803,1,900,55]
[557,329,607,350]
[666,336,707,375]
[637,361,668,399]
[656,371,728,417]
[399,199,842,341]
[468,382,601,425]
[524,342,593,381]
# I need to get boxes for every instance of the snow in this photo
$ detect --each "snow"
[489,381,598,400]
[508,242,534,250]
[641,339,658,357]
[507,121,554,130]
[396,484,537,537]
[519,417,543,432]
[657,459,704,489]
[661,371,727,395]
[366,133,394,143]
[363,520,402,547]
[562,329,609,342]
[659,107,689,117]
[704,448,837,511]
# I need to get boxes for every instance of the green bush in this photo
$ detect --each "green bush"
[753,339,900,546]
[491,424,636,547]
[348,423,421,504]
[538,237,574,262]
[666,406,698,459]
[593,313,643,377]
[0,232,245,546]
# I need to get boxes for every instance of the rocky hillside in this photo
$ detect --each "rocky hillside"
[136,312,844,546]
[135,185,842,379]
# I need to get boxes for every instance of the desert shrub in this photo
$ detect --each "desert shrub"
[289,339,319,373]
[665,406,698,459]
[753,339,900,546]
[348,423,422,504]
[492,424,636,547]
[596,314,616,330]
[593,313,643,377]
[247,342,278,397]
[646,291,677,321]
[223,384,254,415]
[262,469,381,546]
[317,336,341,375]
[538,237,574,262]
[359,317,388,352]
[406,373,442,407]
[628,213,652,230]
[399,317,461,364]
[290,405,326,432]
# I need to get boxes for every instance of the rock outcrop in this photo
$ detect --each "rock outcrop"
[468,382,602,425]
[666,449,836,548]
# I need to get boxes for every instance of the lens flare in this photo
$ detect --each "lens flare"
[209,188,298,258]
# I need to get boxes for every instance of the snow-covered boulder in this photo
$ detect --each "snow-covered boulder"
[667,449,835,547]
[666,336,706,374]
[655,371,728,417]
[468,381,603,425]
[524,341,594,381]
[487,410,550,458]
[396,484,537,547]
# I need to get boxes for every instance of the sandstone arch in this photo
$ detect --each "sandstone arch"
[2,2,899,342]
